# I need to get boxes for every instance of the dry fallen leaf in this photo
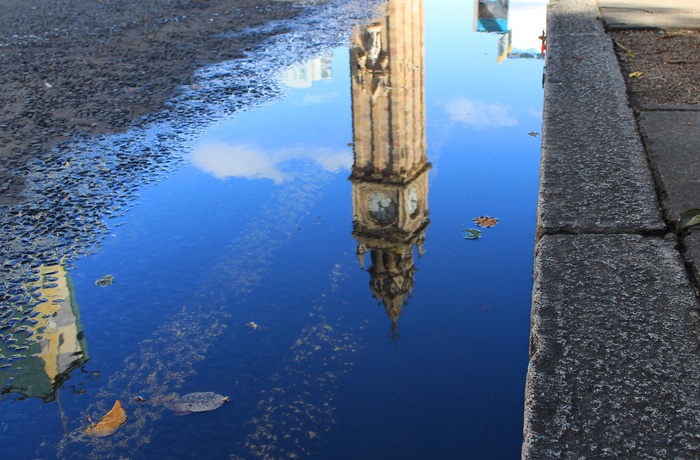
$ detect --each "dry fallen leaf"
[95,274,114,287]
[246,321,262,331]
[85,400,127,437]
[163,392,229,415]
[461,229,482,240]
[473,216,498,228]
[678,209,700,231]
[628,71,644,78]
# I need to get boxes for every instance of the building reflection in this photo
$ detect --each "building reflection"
[474,0,509,33]
[474,0,546,62]
[1,265,89,402]
[282,54,333,89]
[349,0,430,337]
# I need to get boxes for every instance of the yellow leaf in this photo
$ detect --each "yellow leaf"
[629,71,643,78]
[85,400,127,437]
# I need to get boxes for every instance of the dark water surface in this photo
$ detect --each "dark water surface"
[0,0,545,458]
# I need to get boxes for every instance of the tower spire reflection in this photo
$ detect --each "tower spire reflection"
[349,0,430,337]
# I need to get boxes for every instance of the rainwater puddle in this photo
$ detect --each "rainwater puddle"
[0,0,545,458]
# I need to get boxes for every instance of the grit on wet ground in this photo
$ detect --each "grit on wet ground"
[0,0,303,205]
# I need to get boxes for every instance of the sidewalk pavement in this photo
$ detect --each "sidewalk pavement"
[523,0,700,457]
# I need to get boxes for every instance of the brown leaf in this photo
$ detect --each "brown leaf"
[85,400,127,437]
[473,216,498,228]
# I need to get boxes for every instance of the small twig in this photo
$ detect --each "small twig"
[612,39,631,52]
[660,31,696,39]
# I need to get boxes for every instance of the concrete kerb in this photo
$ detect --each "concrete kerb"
[524,234,700,458]
[538,1,664,236]
[524,0,700,457]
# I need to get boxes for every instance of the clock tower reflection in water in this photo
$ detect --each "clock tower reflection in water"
[349,0,430,337]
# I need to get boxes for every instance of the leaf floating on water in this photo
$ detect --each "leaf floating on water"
[163,392,229,416]
[473,216,498,228]
[462,229,482,240]
[678,209,700,230]
[246,321,262,331]
[95,275,114,287]
[85,400,127,438]
[527,132,539,137]
[628,71,644,78]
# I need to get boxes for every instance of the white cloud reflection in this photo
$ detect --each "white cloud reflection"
[446,98,519,129]
[190,142,351,183]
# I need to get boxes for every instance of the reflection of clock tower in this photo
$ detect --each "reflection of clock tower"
[349,0,429,335]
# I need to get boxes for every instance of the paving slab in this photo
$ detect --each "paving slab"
[686,231,700,285]
[599,0,700,30]
[524,233,700,459]
[643,104,700,112]
[539,29,664,236]
[638,110,700,223]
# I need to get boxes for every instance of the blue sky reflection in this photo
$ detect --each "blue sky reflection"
[189,53,352,183]
[190,142,351,183]
[445,97,519,129]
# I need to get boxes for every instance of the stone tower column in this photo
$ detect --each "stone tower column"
[349,0,430,335]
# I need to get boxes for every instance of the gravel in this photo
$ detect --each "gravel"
[610,29,700,107]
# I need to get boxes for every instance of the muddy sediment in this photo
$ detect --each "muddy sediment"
[0,0,304,204]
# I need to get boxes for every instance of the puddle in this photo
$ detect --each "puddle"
[0,0,546,458]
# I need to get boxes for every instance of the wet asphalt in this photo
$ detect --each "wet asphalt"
[0,0,383,344]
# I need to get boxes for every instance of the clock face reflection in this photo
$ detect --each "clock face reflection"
[368,191,397,223]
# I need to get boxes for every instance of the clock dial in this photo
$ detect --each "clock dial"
[368,191,397,223]
[408,187,419,215]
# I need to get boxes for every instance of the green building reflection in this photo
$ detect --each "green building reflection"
[1,265,89,402]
